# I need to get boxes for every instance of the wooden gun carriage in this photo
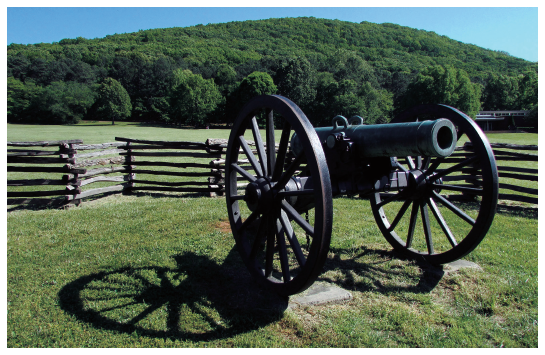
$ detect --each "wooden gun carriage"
[225,95,498,296]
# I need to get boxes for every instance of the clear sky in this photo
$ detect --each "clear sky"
[6,4,539,62]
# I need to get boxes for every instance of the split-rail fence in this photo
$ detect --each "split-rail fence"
[7,138,537,209]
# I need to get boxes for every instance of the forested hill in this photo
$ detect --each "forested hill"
[7,17,538,125]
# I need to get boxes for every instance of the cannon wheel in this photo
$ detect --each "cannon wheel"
[225,95,333,296]
[370,104,499,265]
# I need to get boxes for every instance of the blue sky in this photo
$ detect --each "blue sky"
[6,6,539,62]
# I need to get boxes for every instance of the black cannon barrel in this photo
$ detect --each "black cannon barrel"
[291,118,457,159]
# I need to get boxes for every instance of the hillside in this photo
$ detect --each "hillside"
[9,17,535,77]
[7,17,538,125]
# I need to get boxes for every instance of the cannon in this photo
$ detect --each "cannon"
[225,95,498,296]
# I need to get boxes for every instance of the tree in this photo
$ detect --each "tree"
[398,65,481,118]
[481,73,519,111]
[359,82,394,124]
[214,64,238,94]
[95,77,132,125]
[310,74,366,126]
[518,71,538,129]
[234,71,278,125]
[326,50,377,86]
[169,69,222,127]
[40,81,97,124]
[7,77,43,123]
[274,56,317,112]
[238,71,277,104]
[518,71,538,110]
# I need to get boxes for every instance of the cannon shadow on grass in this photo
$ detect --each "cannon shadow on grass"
[58,247,287,342]
[318,246,446,295]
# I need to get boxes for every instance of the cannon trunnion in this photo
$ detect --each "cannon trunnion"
[225,95,499,296]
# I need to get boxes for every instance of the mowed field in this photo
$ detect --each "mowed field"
[6,121,538,347]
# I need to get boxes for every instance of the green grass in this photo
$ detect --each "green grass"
[7,194,538,347]
[7,123,538,347]
[7,121,232,144]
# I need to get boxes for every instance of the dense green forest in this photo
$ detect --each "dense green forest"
[7,17,538,127]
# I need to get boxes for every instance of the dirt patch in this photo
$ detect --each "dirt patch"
[214,219,232,234]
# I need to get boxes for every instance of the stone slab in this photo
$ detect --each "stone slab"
[288,282,352,309]
[443,259,483,275]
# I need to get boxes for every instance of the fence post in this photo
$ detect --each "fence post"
[207,139,225,197]
[125,141,135,193]
[63,142,82,207]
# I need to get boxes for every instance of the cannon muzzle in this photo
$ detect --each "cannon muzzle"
[291,117,457,160]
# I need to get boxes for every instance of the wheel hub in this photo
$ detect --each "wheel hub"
[407,170,429,200]
[244,178,273,212]
[406,169,444,200]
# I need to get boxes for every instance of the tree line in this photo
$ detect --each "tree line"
[7,17,538,127]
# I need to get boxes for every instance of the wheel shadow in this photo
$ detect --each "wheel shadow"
[318,245,445,295]
[58,247,287,342]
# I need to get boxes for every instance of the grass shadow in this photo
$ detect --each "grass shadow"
[496,204,538,219]
[319,245,445,295]
[7,197,67,212]
[58,247,287,342]
[125,191,214,199]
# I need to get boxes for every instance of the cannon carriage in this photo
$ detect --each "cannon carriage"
[225,95,498,296]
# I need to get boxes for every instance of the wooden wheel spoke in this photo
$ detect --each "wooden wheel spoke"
[275,151,304,192]
[238,135,263,177]
[406,156,416,170]
[417,156,423,169]
[387,199,412,232]
[237,210,260,234]
[281,200,314,237]
[249,215,267,261]
[251,117,268,177]
[432,191,476,226]
[275,216,291,283]
[264,215,276,277]
[427,197,457,247]
[430,155,479,181]
[266,109,276,178]
[406,202,419,248]
[279,210,306,266]
[229,194,246,201]
[420,201,434,255]
[424,157,444,176]
[376,190,406,209]
[395,161,409,173]
[272,121,291,181]
[231,163,256,182]
[433,183,483,195]
[422,156,431,169]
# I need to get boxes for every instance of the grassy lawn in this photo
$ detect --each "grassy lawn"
[7,121,232,144]
[6,194,538,347]
[6,123,538,347]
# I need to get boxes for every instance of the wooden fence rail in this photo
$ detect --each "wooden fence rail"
[7,138,537,208]
[114,137,224,195]
[450,142,538,205]
[487,142,537,204]
[7,140,84,207]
